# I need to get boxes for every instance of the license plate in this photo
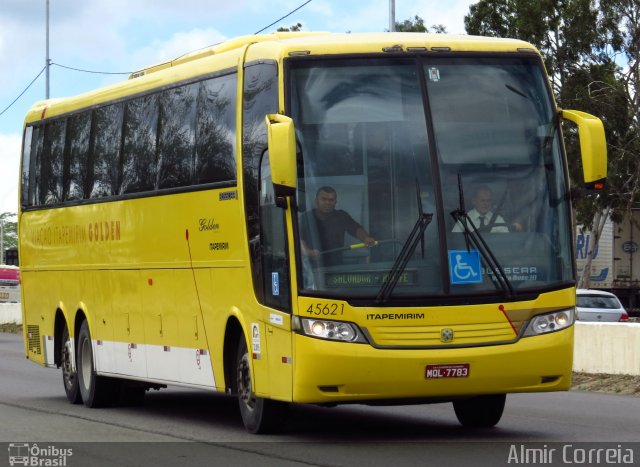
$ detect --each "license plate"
[425,363,470,379]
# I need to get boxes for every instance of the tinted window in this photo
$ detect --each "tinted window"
[29,126,44,206]
[122,95,159,193]
[66,112,92,201]
[42,119,66,205]
[577,295,621,309]
[260,153,291,311]
[158,84,198,189]
[22,71,239,209]
[21,127,33,207]
[242,61,278,304]
[92,104,124,198]
[196,74,237,184]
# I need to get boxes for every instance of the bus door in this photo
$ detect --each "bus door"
[259,151,293,400]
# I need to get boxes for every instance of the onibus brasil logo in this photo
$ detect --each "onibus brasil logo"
[8,443,73,466]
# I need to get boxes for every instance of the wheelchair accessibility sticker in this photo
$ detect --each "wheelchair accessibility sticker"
[448,250,482,284]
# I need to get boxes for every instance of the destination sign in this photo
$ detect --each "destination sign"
[325,270,417,287]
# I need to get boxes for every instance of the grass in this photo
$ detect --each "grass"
[571,372,640,397]
[0,322,22,334]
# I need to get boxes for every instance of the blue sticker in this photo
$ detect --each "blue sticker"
[448,250,482,284]
[271,272,280,296]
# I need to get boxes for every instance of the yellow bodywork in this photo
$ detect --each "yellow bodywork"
[292,289,574,403]
[20,32,574,404]
[561,110,607,184]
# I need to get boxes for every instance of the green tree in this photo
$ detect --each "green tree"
[277,22,303,32]
[464,0,640,287]
[465,1,612,99]
[395,15,447,33]
[1,212,17,264]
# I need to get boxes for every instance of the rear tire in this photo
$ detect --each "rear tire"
[235,338,288,434]
[453,394,506,428]
[76,320,114,408]
[60,322,81,404]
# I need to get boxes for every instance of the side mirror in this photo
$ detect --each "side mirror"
[561,110,607,190]
[265,114,297,197]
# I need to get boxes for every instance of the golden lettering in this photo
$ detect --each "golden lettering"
[26,220,123,245]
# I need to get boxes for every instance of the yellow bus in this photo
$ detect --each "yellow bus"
[19,32,606,433]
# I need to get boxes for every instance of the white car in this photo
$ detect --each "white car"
[576,289,629,322]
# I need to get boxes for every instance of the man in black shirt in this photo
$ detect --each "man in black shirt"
[299,186,375,266]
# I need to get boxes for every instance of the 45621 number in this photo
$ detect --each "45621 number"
[305,303,345,316]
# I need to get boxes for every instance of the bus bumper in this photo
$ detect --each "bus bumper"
[292,326,573,404]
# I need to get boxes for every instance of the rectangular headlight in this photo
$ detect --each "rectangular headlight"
[293,317,368,343]
[523,308,575,337]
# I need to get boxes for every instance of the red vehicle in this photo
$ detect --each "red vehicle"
[0,266,20,286]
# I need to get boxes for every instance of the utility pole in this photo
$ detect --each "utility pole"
[389,0,396,32]
[0,217,4,265]
[45,0,50,99]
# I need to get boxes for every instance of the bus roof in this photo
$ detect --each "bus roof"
[24,32,538,124]
[129,32,535,78]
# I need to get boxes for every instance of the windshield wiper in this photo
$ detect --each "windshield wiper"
[450,174,516,299]
[376,180,433,305]
[505,83,529,99]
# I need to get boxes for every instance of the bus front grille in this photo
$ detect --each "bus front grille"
[363,321,519,348]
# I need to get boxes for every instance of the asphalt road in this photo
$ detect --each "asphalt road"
[1,332,638,467]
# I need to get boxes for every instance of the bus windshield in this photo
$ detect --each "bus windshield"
[289,55,573,301]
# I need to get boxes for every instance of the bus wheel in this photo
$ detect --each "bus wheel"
[76,320,114,408]
[60,322,81,404]
[453,394,506,428]
[235,338,288,434]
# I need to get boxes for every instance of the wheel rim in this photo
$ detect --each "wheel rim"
[237,352,256,411]
[61,335,75,389]
[80,336,92,391]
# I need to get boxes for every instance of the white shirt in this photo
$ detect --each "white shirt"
[452,209,509,233]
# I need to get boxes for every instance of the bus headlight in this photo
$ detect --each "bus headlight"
[523,308,575,336]
[293,317,368,343]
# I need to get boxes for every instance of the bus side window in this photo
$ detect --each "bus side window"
[92,104,124,199]
[121,94,159,194]
[195,74,237,185]
[66,112,93,201]
[42,119,66,205]
[21,125,39,208]
[158,84,198,189]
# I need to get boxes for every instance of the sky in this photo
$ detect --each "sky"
[0,0,475,214]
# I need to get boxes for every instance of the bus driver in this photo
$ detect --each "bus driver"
[299,186,376,265]
[452,185,521,233]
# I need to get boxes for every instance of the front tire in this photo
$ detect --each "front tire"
[60,322,81,404]
[76,320,114,408]
[453,394,506,428]
[235,338,288,434]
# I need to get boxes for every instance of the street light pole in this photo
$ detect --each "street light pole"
[46,0,50,99]
[389,0,395,32]
[0,218,4,265]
